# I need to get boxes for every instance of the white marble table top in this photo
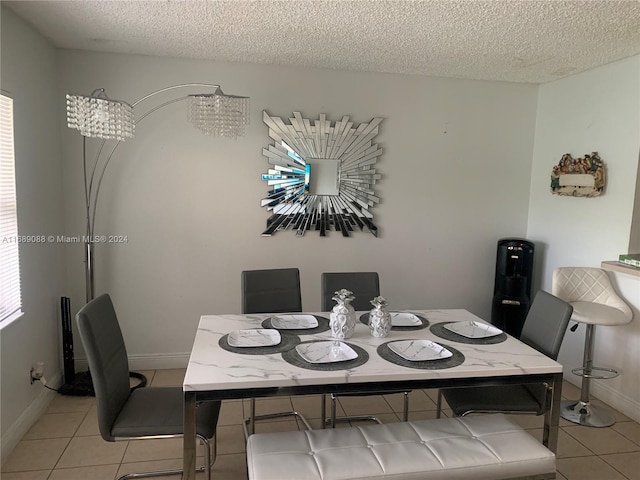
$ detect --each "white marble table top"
[184,309,562,393]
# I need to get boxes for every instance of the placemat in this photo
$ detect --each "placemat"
[261,315,330,334]
[377,341,464,370]
[218,332,301,355]
[358,312,429,331]
[430,321,507,344]
[281,340,369,371]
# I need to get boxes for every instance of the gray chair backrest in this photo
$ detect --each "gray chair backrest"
[241,268,302,314]
[520,290,573,360]
[76,293,131,442]
[321,272,380,311]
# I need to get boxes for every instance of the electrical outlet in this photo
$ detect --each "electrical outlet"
[30,361,44,384]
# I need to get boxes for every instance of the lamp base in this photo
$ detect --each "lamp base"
[58,370,147,396]
[58,371,95,396]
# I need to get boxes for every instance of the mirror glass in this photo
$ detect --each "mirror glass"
[261,111,383,237]
[306,159,340,195]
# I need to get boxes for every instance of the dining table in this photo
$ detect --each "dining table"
[181,309,563,480]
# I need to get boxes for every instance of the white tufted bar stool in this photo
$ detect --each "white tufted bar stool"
[552,267,633,427]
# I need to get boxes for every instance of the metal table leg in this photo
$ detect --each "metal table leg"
[543,373,563,454]
[182,391,197,480]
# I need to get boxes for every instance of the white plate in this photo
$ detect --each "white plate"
[270,314,319,330]
[388,340,452,361]
[296,341,358,364]
[390,312,422,327]
[444,321,503,339]
[227,329,281,347]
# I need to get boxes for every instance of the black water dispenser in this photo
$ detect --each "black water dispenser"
[491,239,535,337]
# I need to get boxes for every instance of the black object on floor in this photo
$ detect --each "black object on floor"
[58,370,95,396]
[58,370,147,396]
[58,296,147,397]
[61,296,76,384]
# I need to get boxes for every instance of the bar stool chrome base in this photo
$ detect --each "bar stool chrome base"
[561,399,615,427]
[561,323,620,427]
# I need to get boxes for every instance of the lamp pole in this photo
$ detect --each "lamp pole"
[72,83,248,303]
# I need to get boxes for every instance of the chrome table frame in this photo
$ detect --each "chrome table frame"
[181,310,563,480]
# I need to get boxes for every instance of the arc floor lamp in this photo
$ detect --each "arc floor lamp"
[66,83,250,303]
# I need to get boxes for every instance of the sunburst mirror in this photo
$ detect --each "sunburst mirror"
[261,111,383,237]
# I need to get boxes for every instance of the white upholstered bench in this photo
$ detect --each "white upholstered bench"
[246,414,555,480]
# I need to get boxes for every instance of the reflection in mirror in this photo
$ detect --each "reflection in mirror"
[261,111,383,237]
[306,159,340,195]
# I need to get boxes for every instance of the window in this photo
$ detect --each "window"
[0,93,23,327]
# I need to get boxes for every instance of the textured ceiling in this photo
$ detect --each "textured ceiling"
[4,0,640,84]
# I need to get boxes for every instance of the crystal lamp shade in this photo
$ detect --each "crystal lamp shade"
[66,94,135,141]
[188,91,250,139]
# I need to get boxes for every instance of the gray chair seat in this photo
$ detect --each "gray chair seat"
[441,384,546,417]
[112,386,218,440]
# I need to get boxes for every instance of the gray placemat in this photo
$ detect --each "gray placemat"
[219,332,301,355]
[377,341,464,369]
[261,315,330,334]
[281,340,369,371]
[430,321,507,344]
[359,312,429,331]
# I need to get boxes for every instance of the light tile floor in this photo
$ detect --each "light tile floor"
[2,369,639,480]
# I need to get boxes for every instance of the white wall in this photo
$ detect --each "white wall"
[528,56,640,421]
[57,50,538,368]
[0,7,66,461]
[602,270,640,421]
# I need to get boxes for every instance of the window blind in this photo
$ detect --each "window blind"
[0,93,23,326]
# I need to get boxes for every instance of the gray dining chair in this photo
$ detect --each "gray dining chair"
[321,271,381,311]
[241,268,312,435]
[242,267,303,314]
[76,294,220,480]
[321,272,410,427]
[436,290,573,418]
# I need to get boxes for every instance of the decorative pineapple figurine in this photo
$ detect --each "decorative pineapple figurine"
[329,289,357,339]
[369,296,391,338]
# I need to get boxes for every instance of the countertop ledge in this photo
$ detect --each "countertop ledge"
[601,261,640,278]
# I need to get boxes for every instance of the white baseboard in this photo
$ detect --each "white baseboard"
[1,372,61,465]
[590,380,640,423]
[128,352,191,371]
[564,376,640,423]
[74,352,191,372]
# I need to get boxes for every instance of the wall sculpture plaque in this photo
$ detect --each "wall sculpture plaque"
[550,152,605,197]
[261,111,383,237]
